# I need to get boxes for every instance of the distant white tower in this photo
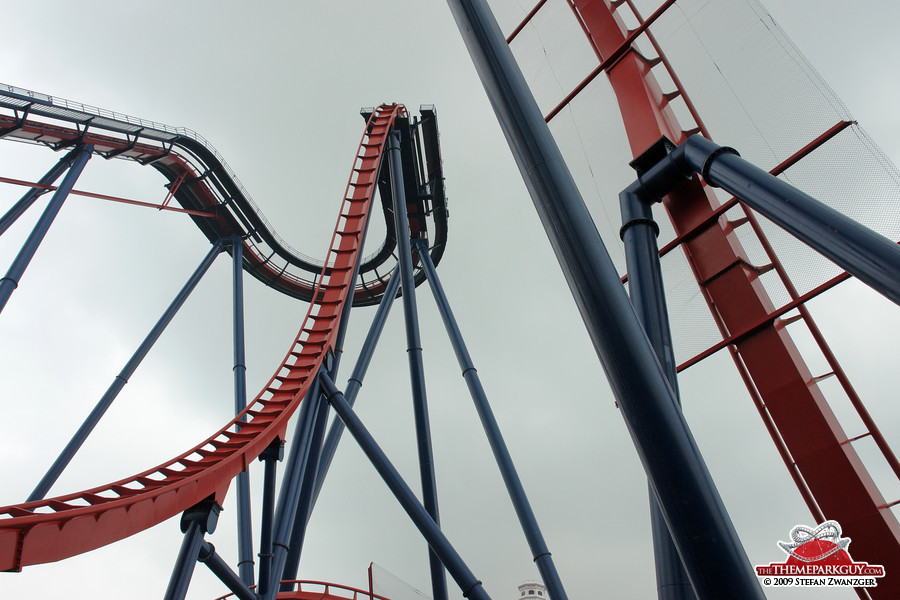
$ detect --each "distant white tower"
[517,581,548,600]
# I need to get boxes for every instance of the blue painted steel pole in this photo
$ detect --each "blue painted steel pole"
[415,240,569,600]
[263,378,324,600]
[387,130,448,600]
[280,384,331,589]
[319,371,491,600]
[0,149,78,237]
[230,237,255,588]
[164,520,207,600]
[0,144,92,315]
[198,541,258,600]
[620,186,695,600]
[164,501,221,600]
[444,1,764,597]
[257,439,284,599]
[675,135,900,306]
[27,239,225,502]
[310,266,401,509]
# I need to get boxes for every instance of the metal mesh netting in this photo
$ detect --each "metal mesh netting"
[487,0,900,365]
[770,125,900,294]
[369,563,433,600]
[642,0,851,166]
[508,1,598,115]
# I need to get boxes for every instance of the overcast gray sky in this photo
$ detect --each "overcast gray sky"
[0,1,898,600]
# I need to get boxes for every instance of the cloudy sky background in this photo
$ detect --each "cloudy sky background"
[0,1,898,599]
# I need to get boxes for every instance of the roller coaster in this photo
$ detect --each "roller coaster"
[0,93,462,596]
[2,1,900,600]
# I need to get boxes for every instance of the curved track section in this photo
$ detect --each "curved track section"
[214,580,390,600]
[0,103,406,572]
[0,84,446,306]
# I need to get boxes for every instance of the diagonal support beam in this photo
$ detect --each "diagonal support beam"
[318,370,491,600]
[415,239,570,600]
[309,266,402,516]
[0,144,93,315]
[0,148,81,237]
[164,499,222,600]
[27,238,225,501]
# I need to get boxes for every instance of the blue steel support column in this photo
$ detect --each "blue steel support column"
[0,148,79,237]
[620,186,695,600]
[257,439,284,599]
[310,266,402,509]
[230,237,255,588]
[387,130,448,600]
[164,501,221,600]
[415,240,569,600]
[279,383,331,589]
[262,377,325,600]
[674,135,900,306]
[318,371,491,600]
[444,1,764,598]
[0,144,92,315]
[27,239,225,502]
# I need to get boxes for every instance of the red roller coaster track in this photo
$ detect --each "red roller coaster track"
[0,88,446,307]
[0,103,407,572]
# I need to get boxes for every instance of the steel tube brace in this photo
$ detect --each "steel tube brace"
[641,134,900,306]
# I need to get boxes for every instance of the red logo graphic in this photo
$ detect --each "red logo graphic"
[778,521,851,564]
[756,520,885,588]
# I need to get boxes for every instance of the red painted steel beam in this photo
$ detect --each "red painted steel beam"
[0,175,215,218]
[568,0,900,595]
[676,270,852,372]
[547,0,678,124]
[506,0,548,44]
[214,579,394,600]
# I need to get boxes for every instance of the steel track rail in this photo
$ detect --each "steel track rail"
[0,104,407,572]
[0,84,447,306]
